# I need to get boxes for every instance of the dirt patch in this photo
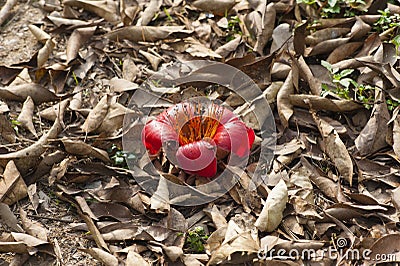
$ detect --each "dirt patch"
[0,1,42,65]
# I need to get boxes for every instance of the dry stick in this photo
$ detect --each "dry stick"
[0,0,18,26]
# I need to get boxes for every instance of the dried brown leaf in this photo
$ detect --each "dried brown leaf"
[28,25,51,44]
[81,94,111,134]
[63,0,119,22]
[126,249,150,266]
[0,114,16,144]
[62,139,111,163]
[277,70,294,128]
[19,209,48,241]
[106,26,192,42]
[0,203,24,232]
[355,87,390,156]
[66,26,97,63]
[0,84,58,104]
[312,114,353,186]
[136,0,161,26]
[37,38,55,68]
[255,179,288,232]
[0,118,61,161]
[367,234,400,264]
[80,248,118,266]
[150,176,170,213]
[215,36,241,58]
[17,96,37,137]
[0,161,28,205]
[192,0,237,16]
[289,94,362,112]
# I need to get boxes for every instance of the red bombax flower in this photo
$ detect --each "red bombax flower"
[142,100,255,178]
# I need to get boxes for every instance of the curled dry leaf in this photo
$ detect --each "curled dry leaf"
[28,25,51,44]
[254,3,276,55]
[126,249,150,266]
[150,176,170,213]
[0,100,9,114]
[80,248,118,266]
[63,0,119,22]
[120,0,139,26]
[277,70,294,128]
[0,118,61,161]
[17,96,37,137]
[312,113,353,186]
[105,26,192,42]
[81,94,111,134]
[289,94,362,112]
[192,0,238,16]
[37,38,56,68]
[139,50,162,70]
[355,87,389,156]
[0,161,28,205]
[96,101,136,136]
[0,203,24,232]
[62,139,111,163]
[0,114,16,143]
[393,115,400,159]
[215,36,241,58]
[66,26,97,63]
[0,84,58,104]
[136,0,162,26]
[255,179,288,232]
[19,209,48,241]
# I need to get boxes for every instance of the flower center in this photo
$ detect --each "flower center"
[167,101,224,145]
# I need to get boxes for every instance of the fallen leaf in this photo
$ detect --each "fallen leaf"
[312,113,353,186]
[63,0,119,22]
[37,38,55,68]
[80,248,118,266]
[0,84,58,104]
[62,139,111,163]
[277,70,294,128]
[19,209,48,241]
[66,26,97,63]
[126,249,150,266]
[105,26,192,42]
[81,94,111,134]
[192,0,237,16]
[17,96,37,137]
[136,0,162,26]
[0,203,24,232]
[355,86,390,156]
[0,161,28,205]
[0,114,16,143]
[255,179,288,232]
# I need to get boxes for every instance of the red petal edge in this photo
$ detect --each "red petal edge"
[175,140,217,178]
[213,120,255,157]
[142,120,177,155]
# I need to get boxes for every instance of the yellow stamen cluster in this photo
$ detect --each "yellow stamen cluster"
[167,101,224,145]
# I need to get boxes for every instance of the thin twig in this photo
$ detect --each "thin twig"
[27,214,74,223]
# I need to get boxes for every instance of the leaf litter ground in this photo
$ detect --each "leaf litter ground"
[0,0,400,265]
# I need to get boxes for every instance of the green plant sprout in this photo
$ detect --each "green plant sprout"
[374,8,400,32]
[184,226,209,253]
[226,15,242,42]
[321,60,374,109]
[297,0,366,18]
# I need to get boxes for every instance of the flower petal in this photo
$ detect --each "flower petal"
[213,120,255,157]
[217,106,239,125]
[142,120,177,155]
[176,140,217,178]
